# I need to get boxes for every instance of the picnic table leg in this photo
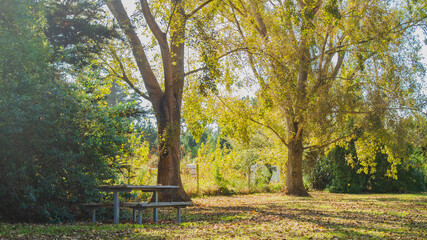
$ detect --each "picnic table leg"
[114,191,120,224]
[133,209,137,222]
[138,210,142,224]
[91,208,96,223]
[153,191,158,222]
[177,207,181,223]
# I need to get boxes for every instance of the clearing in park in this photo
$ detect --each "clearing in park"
[1,192,426,239]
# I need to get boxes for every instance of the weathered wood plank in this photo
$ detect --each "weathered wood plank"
[122,202,193,208]
[80,201,193,208]
[97,185,179,192]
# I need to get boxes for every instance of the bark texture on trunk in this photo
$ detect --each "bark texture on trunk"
[286,137,310,196]
[154,95,190,202]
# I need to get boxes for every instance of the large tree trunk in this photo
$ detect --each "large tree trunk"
[154,95,190,202]
[286,136,309,196]
[106,0,191,202]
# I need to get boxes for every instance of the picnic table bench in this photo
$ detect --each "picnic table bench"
[80,185,193,224]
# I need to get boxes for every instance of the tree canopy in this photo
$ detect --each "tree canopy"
[183,0,427,195]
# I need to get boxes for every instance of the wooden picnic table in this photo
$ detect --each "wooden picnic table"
[97,184,179,224]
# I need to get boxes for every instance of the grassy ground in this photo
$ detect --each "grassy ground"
[1,191,426,239]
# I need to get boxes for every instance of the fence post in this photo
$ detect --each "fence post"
[247,166,251,193]
[196,162,200,194]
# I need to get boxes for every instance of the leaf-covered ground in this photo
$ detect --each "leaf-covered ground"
[1,192,426,239]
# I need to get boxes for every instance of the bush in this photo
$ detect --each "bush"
[308,140,426,194]
[367,151,426,193]
[0,1,131,222]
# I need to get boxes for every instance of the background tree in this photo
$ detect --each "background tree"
[189,0,427,196]
[104,0,219,201]
[44,0,119,69]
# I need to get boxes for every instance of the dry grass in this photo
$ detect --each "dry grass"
[1,191,426,239]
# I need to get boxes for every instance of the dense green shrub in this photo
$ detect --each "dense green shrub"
[309,141,426,193]
[367,151,426,193]
[309,142,367,193]
[0,0,131,222]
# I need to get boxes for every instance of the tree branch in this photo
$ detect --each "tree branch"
[184,47,248,76]
[112,52,151,101]
[140,0,168,49]
[316,24,333,82]
[140,0,173,83]
[248,0,267,38]
[186,0,215,19]
[106,0,162,102]
[295,122,305,142]
[227,0,247,17]
[231,10,266,85]
[248,118,289,147]
[331,51,345,80]
[309,36,346,99]
[304,131,356,150]
[216,94,288,147]
[97,49,151,101]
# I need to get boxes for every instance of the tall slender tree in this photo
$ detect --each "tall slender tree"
[105,0,216,201]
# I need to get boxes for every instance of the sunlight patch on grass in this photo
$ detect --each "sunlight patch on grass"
[1,192,426,239]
